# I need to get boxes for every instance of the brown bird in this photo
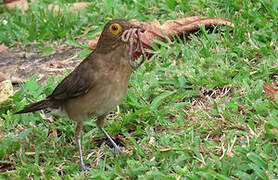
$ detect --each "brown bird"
[15,19,146,171]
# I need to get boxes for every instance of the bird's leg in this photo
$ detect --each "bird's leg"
[75,120,88,171]
[100,127,122,154]
[96,115,122,154]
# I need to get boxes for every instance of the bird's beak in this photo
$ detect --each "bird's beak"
[122,26,144,43]
[130,24,145,33]
[122,25,146,69]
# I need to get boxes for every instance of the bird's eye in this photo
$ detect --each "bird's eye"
[109,23,122,35]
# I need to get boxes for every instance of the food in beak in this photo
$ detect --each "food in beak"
[122,28,146,69]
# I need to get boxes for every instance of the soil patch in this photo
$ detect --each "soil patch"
[0,45,82,83]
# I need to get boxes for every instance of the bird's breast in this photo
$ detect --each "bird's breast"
[93,53,131,115]
[65,48,132,120]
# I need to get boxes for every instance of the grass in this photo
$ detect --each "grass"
[0,0,278,179]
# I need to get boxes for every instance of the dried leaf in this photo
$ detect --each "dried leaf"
[263,84,278,102]
[39,111,54,123]
[0,72,8,82]
[11,76,24,84]
[247,107,256,112]
[0,79,14,105]
[48,61,64,69]
[89,17,234,59]
[253,53,262,63]
[1,0,93,12]
[0,72,24,84]
[130,17,234,49]
[86,151,95,160]
[1,0,28,11]
[25,150,54,156]
[149,137,155,144]
[271,128,278,133]
[0,160,15,173]
[1,0,19,5]
[238,105,256,114]
[0,44,8,53]
[238,105,244,112]
[88,34,100,50]
[48,2,93,13]
[159,148,172,152]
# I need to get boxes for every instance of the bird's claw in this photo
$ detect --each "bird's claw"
[104,147,122,155]
[79,162,89,171]
[114,147,122,155]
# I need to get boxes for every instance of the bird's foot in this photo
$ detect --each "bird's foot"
[104,146,122,155]
[79,162,89,171]
[114,146,122,155]
[99,127,123,155]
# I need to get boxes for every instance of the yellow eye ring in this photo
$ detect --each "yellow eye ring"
[109,23,122,35]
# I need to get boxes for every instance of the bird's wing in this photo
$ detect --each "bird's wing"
[48,59,95,100]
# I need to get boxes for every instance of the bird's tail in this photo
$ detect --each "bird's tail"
[14,100,51,114]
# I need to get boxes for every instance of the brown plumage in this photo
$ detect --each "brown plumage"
[15,19,144,171]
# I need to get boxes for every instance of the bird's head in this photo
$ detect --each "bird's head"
[95,19,141,53]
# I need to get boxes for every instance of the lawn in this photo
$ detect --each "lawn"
[0,0,278,179]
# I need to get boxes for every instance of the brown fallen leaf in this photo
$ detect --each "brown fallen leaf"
[89,17,234,59]
[0,44,8,53]
[238,105,256,114]
[1,0,93,12]
[11,77,24,84]
[253,53,262,63]
[0,160,16,173]
[247,107,256,112]
[0,72,8,82]
[159,148,172,152]
[1,0,28,11]
[39,111,54,123]
[88,35,100,51]
[271,128,278,133]
[0,72,24,84]
[263,84,278,102]
[0,79,14,105]
[48,61,64,69]
[1,0,19,4]
[238,105,244,112]
[149,137,155,144]
[25,150,54,156]
[48,2,93,13]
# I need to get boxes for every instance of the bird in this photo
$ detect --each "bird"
[15,19,145,171]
